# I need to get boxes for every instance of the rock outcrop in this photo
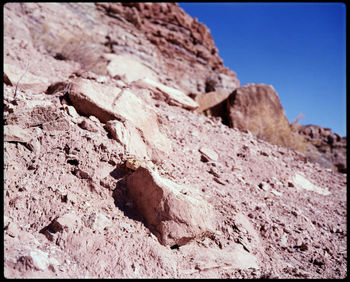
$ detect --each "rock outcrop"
[96,2,239,94]
[296,124,347,173]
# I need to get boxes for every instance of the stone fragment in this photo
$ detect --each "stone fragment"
[79,119,99,133]
[134,77,199,110]
[69,78,122,123]
[70,78,171,158]
[199,147,219,162]
[126,157,144,171]
[105,120,149,159]
[52,212,81,232]
[258,182,270,191]
[4,125,32,143]
[6,222,20,238]
[288,173,331,196]
[63,105,80,119]
[191,244,258,272]
[126,165,216,246]
[4,63,50,93]
[27,249,49,271]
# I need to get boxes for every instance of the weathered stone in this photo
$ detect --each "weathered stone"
[104,53,159,83]
[126,165,216,246]
[133,77,198,110]
[226,84,299,149]
[193,90,231,113]
[288,173,331,196]
[4,63,50,93]
[79,119,99,133]
[69,78,171,157]
[105,120,149,159]
[4,125,32,143]
[69,78,122,123]
[97,3,239,95]
[296,124,346,173]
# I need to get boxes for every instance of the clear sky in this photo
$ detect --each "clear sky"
[179,2,346,137]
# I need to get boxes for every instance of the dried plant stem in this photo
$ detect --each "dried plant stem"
[13,61,30,101]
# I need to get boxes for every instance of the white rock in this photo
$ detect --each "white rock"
[28,249,49,271]
[289,173,331,196]
[199,147,219,162]
[104,53,158,83]
[92,213,112,232]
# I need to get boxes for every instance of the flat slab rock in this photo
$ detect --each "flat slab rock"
[126,165,216,247]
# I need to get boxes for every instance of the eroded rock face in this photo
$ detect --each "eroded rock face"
[126,165,216,247]
[96,2,239,94]
[296,124,347,173]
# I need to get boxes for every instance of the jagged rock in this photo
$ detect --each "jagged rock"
[97,2,239,94]
[126,165,216,246]
[133,77,198,110]
[69,78,171,158]
[296,124,346,173]
[105,120,149,159]
[68,78,122,123]
[79,119,99,133]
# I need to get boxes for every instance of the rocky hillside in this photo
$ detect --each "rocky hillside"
[3,3,347,279]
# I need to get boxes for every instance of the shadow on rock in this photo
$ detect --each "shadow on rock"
[112,177,146,225]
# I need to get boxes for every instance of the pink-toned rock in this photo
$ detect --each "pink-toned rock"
[133,78,198,110]
[226,84,303,150]
[69,78,172,158]
[105,120,149,159]
[126,165,216,246]
[4,63,50,93]
[192,90,231,113]
[4,125,32,143]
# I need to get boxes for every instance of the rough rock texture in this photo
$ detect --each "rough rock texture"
[225,84,302,150]
[3,2,347,279]
[126,165,216,247]
[296,124,347,173]
[96,2,239,94]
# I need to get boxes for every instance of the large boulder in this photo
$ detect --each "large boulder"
[126,165,216,247]
[226,84,304,150]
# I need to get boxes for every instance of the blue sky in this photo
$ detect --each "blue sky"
[179,2,346,137]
